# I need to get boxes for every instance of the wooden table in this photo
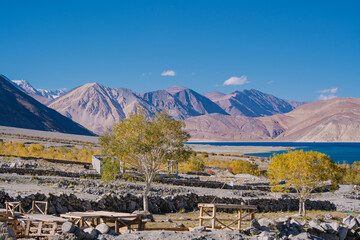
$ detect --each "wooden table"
[18,213,68,237]
[61,211,145,233]
[198,203,257,230]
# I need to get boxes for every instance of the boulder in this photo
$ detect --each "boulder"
[342,216,359,229]
[320,222,337,234]
[288,232,316,240]
[356,215,360,226]
[256,231,279,240]
[308,221,325,233]
[192,226,207,232]
[244,227,260,236]
[83,227,99,239]
[74,228,86,240]
[61,222,76,234]
[251,219,262,230]
[49,233,78,240]
[97,234,118,240]
[329,222,340,234]
[258,218,277,230]
[338,226,348,240]
[96,223,110,234]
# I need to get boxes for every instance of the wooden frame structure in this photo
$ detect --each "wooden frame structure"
[198,203,257,230]
[61,211,146,233]
[20,214,67,237]
[5,201,24,216]
[28,201,48,214]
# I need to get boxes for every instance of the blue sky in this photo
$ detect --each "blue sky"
[0,0,359,101]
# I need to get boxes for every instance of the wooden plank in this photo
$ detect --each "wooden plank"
[199,206,204,227]
[211,206,216,229]
[37,222,43,236]
[198,203,257,209]
[22,214,68,222]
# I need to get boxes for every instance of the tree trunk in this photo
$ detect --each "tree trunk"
[298,199,304,216]
[143,182,151,213]
[298,198,307,216]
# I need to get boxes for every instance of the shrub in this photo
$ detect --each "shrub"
[183,156,205,172]
[201,152,209,158]
[232,160,261,176]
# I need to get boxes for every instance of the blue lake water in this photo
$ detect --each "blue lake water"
[186,142,360,165]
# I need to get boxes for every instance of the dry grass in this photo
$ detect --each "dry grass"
[144,210,352,230]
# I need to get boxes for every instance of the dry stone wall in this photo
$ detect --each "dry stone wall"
[0,191,335,215]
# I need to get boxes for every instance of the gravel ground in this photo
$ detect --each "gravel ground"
[1,173,360,213]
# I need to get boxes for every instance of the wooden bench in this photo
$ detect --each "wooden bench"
[198,203,257,230]
[61,211,146,233]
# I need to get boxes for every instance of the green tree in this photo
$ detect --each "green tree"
[100,110,191,213]
[267,150,341,216]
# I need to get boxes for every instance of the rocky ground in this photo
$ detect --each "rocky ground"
[1,139,360,239]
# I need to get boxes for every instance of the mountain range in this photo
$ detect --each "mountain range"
[46,82,302,135]
[0,75,94,136]
[3,75,360,142]
[185,97,360,142]
[12,79,65,105]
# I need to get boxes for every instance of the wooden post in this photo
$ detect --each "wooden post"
[211,206,216,229]
[37,222,43,236]
[52,223,58,235]
[31,201,35,214]
[115,219,119,233]
[25,221,30,236]
[80,218,84,227]
[238,209,242,229]
[199,206,204,227]
[19,203,22,214]
[138,215,143,231]
[5,202,9,216]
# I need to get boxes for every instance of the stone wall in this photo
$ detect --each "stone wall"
[0,191,335,215]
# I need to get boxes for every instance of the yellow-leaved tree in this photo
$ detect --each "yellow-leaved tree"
[99,109,191,213]
[267,150,342,216]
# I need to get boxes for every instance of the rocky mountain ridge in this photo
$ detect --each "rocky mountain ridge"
[0,75,94,136]
[48,83,301,134]
[12,79,65,104]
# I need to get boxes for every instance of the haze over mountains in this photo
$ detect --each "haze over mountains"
[0,75,94,136]
[3,76,360,142]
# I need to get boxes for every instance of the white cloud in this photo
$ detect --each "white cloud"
[223,75,249,86]
[267,80,274,84]
[317,87,338,94]
[317,87,338,100]
[319,94,337,100]
[161,70,176,76]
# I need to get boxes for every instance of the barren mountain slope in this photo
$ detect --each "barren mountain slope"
[184,113,283,142]
[0,75,94,136]
[212,89,299,117]
[48,83,156,134]
[167,86,228,116]
[139,90,194,120]
[185,98,360,142]
[273,98,360,142]
[204,91,226,101]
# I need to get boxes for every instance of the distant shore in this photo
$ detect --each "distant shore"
[186,143,287,155]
